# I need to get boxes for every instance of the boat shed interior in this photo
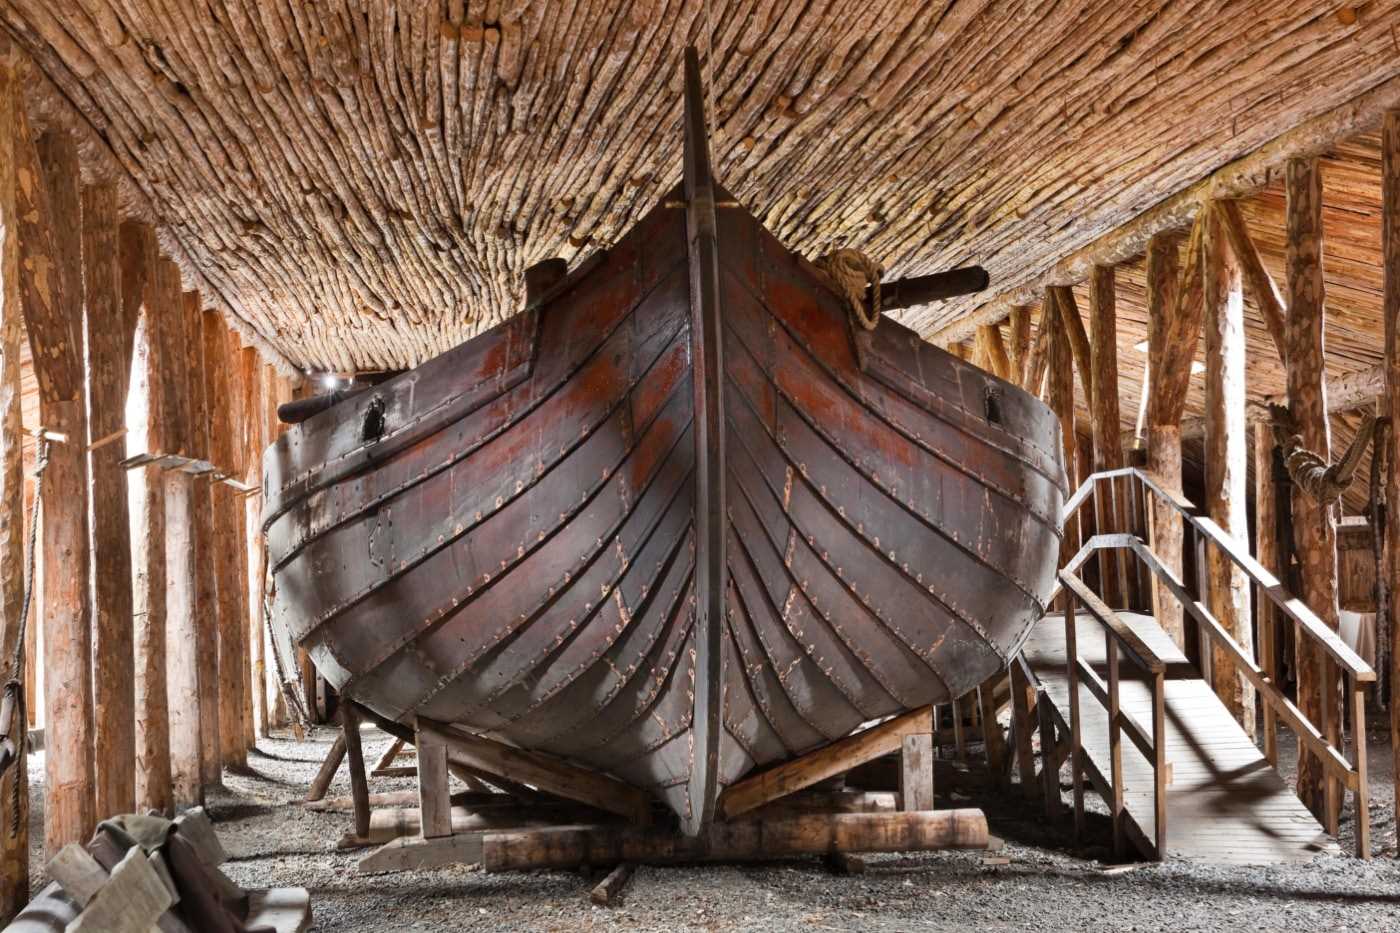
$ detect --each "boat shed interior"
[3,3,1400,931]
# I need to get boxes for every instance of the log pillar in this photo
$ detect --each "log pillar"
[1382,110,1400,832]
[1045,292,1079,566]
[0,39,27,923]
[1145,221,1202,650]
[125,223,171,816]
[206,312,246,768]
[1202,205,1255,738]
[1088,265,1130,608]
[1284,157,1341,826]
[184,292,220,786]
[1254,424,1281,766]
[19,123,95,855]
[157,264,202,809]
[83,182,136,820]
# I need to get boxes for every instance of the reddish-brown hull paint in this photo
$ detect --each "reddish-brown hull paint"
[263,191,1064,836]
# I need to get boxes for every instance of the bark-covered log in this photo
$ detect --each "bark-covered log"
[1284,156,1341,827]
[1202,204,1254,737]
[19,121,94,857]
[127,224,172,817]
[1145,230,1187,648]
[83,181,136,820]
[0,37,27,925]
[1382,109,1400,834]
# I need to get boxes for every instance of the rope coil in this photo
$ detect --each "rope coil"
[816,249,885,331]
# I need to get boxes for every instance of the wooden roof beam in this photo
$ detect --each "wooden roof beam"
[937,71,1400,344]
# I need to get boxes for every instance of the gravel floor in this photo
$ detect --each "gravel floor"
[19,716,1400,932]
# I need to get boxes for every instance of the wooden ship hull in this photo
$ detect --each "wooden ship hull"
[261,53,1065,836]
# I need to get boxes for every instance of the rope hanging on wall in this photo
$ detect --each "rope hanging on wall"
[1268,403,1377,507]
[816,248,885,330]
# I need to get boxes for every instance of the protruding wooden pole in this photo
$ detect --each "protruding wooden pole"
[83,181,137,821]
[159,265,202,809]
[1145,222,1200,650]
[1088,265,1130,608]
[20,122,95,856]
[1202,204,1255,738]
[125,223,171,816]
[1381,110,1400,835]
[1284,156,1341,826]
[0,38,29,923]
[182,291,220,787]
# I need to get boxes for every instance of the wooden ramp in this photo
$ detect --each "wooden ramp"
[1022,612,1337,864]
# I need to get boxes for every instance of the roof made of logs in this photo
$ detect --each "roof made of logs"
[8,2,1400,375]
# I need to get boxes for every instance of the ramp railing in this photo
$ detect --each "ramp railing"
[1052,467,1373,859]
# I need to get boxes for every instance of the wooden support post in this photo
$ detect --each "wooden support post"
[720,706,933,819]
[1203,204,1255,738]
[899,734,934,811]
[1023,296,1053,397]
[305,734,347,803]
[1284,157,1342,825]
[1046,292,1079,564]
[1217,199,1288,363]
[1254,424,1280,766]
[182,292,220,788]
[125,223,171,816]
[977,673,1007,780]
[158,265,202,810]
[1145,219,1204,650]
[415,723,451,839]
[1008,306,1031,382]
[1036,691,1062,819]
[1384,109,1400,853]
[19,122,95,855]
[1009,662,1038,797]
[341,703,370,841]
[0,39,27,923]
[975,323,1011,380]
[82,182,136,821]
[205,312,246,770]
[1088,265,1130,609]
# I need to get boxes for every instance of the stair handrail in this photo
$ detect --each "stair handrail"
[1061,467,1373,682]
[1056,467,1373,859]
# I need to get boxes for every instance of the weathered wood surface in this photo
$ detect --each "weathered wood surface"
[1024,612,1335,864]
[84,180,137,821]
[128,225,172,817]
[1087,266,1128,608]
[1144,229,1189,649]
[1284,157,1342,826]
[1202,205,1254,737]
[265,124,1065,836]
[19,121,94,857]
[1384,109,1400,837]
[7,4,1400,374]
[0,36,26,926]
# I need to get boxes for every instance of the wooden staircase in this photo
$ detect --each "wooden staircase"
[1011,468,1373,864]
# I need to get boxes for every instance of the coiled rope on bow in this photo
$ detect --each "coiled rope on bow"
[2,437,48,837]
[816,249,884,331]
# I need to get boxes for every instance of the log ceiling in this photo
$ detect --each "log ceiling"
[5,3,1400,372]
